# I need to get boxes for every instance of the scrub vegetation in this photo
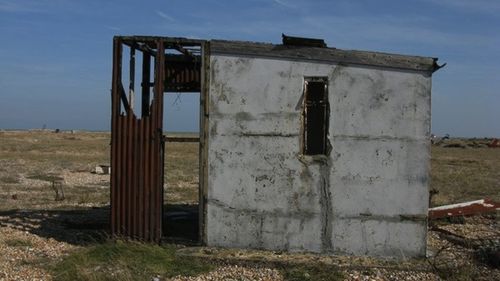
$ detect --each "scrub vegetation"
[51,241,213,281]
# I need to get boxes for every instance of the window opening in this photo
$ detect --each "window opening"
[303,77,329,155]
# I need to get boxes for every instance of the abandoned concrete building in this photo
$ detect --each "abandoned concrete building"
[110,35,441,258]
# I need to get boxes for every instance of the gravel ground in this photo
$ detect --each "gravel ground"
[17,170,109,189]
[343,269,440,281]
[0,227,75,281]
[168,265,284,281]
[437,216,499,240]
[0,210,497,281]
[167,266,441,281]
[59,171,109,188]
[0,217,500,281]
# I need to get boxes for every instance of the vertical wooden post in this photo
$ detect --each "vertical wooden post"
[199,41,210,245]
[154,40,165,242]
[111,37,123,236]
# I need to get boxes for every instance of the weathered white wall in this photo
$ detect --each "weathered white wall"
[206,54,431,258]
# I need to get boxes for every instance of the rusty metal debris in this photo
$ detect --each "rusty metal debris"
[110,36,205,242]
[429,199,500,219]
[488,138,500,148]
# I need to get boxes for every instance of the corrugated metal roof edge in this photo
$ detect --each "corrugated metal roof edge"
[209,39,442,73]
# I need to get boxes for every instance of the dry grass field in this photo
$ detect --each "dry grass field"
[0,130,498,280]
[0,130,199,210]
[431,144,500,206]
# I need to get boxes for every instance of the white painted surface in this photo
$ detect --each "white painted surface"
[206,55,431,258]
[429,199,487,210]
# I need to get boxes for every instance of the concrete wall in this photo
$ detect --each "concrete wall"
[206,54,431,258]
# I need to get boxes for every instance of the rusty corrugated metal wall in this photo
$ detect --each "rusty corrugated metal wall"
[110,38,165,242]
[165,54,201,92]
[110,36,204,243]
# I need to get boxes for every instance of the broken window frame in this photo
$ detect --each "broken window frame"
[302,77,330,156]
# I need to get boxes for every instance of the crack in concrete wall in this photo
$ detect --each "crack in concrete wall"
[319,165,333,251]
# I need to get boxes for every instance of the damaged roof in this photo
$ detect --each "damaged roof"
[210,39,441,73]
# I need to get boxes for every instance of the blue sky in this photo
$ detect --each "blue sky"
[0,0,498,137]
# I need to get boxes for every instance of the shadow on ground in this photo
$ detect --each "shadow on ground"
[0,204,199,245]
[163,204,199,244]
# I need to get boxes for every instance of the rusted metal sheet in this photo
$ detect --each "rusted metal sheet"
[488,138,500,148]
[165,55,201,92]
[429,199,500,219]
[111,38,165,242]
[110,36,204,243]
